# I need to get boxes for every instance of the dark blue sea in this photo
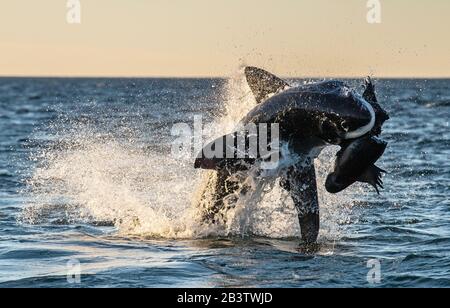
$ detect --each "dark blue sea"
[0,76,449,287]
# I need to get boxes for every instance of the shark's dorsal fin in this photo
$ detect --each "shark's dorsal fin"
[245,66,290,104]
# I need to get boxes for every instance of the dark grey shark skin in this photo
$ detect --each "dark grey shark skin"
[194,67,389,244]
[241,80,374,145]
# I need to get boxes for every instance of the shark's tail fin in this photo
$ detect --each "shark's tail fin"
[280,162,319,244]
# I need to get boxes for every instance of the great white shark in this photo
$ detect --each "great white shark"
[194,67,390,243]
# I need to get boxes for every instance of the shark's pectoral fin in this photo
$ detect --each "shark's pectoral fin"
[194,123,278,172]
[194,132,255,172]
[281,162,319,243]
[245,66,290,104]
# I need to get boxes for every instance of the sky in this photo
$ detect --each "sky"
[0,0,449,77]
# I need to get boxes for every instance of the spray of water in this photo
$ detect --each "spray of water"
[21,72,358,241]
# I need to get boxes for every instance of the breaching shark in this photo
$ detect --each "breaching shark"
[194,67,390,243]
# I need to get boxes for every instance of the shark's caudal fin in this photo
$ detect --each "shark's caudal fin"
[244,67,290,104]
[280,161,319,244]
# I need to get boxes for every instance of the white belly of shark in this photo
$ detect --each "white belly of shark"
[344,99,376,139]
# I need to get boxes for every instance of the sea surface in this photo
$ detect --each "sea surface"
[0,76,449,288]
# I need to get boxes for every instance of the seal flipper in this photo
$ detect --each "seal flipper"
[245,66,290,104]
[356,164,386,194]
[281,162,319,244]
[362,77,390,136]
[363,76,378,104]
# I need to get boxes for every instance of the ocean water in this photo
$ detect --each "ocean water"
[0,76,449,288]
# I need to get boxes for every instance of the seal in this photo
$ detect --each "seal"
[194,67,390,243]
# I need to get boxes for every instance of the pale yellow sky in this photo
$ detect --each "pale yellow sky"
[0,0,449,77]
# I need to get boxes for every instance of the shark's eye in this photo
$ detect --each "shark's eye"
[320,120,341,144]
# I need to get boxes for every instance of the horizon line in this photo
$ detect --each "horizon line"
[1,74,450,80]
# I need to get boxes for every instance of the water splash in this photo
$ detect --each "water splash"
[21,72,358,241]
